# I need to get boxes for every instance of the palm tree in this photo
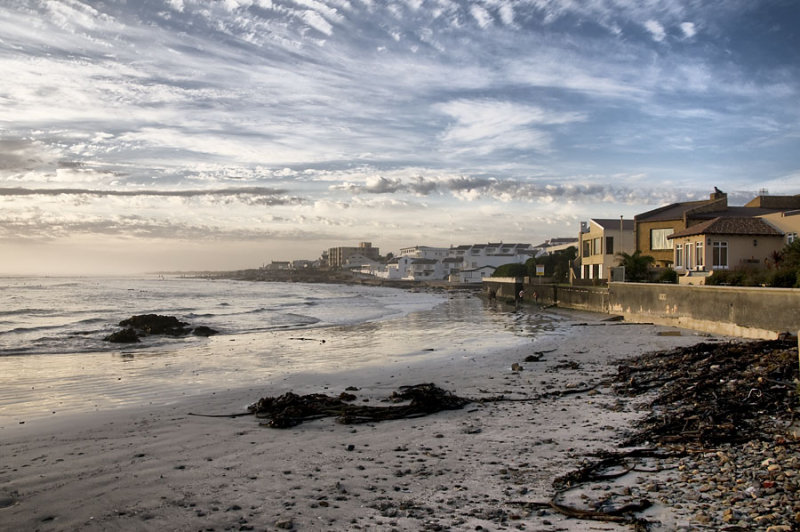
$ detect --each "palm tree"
[616,250,655,282]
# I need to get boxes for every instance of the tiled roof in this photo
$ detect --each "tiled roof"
[691,206,785,219]
[668,217,784,239]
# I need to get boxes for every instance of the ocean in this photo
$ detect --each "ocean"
[0,276,561,422]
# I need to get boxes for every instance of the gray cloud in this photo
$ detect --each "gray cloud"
[0,186,304,204]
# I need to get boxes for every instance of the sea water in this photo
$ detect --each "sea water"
[0,276,562,422]
[0,276,444,356]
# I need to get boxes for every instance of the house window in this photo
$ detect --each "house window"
[788,232,798,244]
[583,241,591,257]
[712,241,728,269]
[650,228,674,250]
[675,245,683,268]
[695,242,704,268]
[686,242,693,269]
[593,237,602,255]
[605,237,614,255]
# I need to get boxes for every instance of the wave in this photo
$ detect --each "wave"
[0,308,57,317]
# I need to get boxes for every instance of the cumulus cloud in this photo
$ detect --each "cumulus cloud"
[644,19,666,42]
[680,22,697,38]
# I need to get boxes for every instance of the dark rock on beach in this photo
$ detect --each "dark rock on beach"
[192,325,219,337]
[119,314,191,336]
[103,328,140,343]
[104,314,218,343]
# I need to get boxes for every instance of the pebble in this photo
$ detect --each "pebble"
[640,436,800,529]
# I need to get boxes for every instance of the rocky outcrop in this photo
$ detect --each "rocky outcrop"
[104,314,219,343]
[103,328,140,343]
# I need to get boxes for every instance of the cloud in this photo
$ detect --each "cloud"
[644,20,666,42]
[680,22,697,39]
[0,0,796,273]
[0,186,301,202]
[470,5,493,28]
[435,99,586,155]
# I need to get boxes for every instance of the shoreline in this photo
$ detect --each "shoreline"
[0,307,723,531]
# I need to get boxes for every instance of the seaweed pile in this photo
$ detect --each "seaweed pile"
[613,338,798,445]
[247,383,471,428]
[538,338,800,530]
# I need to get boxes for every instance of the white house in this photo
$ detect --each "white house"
[375,242,535,283]
[452,265,496,283]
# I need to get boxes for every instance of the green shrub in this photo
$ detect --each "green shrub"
[492,263,527,278]
[657,267,678,284]
[767,268,796,288]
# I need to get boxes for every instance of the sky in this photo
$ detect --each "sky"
[1,0,799,275]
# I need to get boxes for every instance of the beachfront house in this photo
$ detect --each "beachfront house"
[377,242,535,283]
[633,188,796,270]
[265,260,291,270]
[634,189,729,268]
[445,243,535,283]
[667,217,784,284]
[342,253,384,275]
[455,265,497,283]
[328,242,380,268]
[577,218,635,281]
[533,237,579,258]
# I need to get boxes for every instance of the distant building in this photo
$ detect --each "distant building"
[533,238,579,257]
[265,261,290,270]
[454,265,497,283]
[291,259,317,269]
[398,246,450,260]
[375,242,534,282]
[328,242,380,268]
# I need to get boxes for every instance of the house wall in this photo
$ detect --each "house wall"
[636,220,683,267]
[760,211,800,244]
[579,221,634,280]
[717,235,783,270]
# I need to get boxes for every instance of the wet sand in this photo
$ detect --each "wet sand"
[0,307,721,531]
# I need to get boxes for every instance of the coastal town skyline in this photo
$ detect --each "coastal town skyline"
[1,1,799,275]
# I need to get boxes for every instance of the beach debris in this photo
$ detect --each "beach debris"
[613,338,798,445]
[104,314,218,343]
[529,338,800,529]
[289,337,325,343]
[246,383,471,428]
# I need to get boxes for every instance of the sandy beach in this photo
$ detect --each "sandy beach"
[0,306,724,531]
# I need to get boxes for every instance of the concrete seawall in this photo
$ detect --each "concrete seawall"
[483,278,800,339]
